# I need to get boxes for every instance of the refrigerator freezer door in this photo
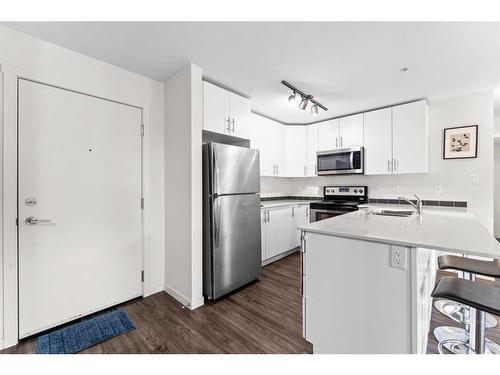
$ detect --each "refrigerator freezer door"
[210,193,262,299]
[211,143,260,195]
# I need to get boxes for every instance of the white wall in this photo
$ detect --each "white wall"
[0,25,165,349]
[260,177,290,197]
[494,116,500,237]
[263,92,495,231]
[164,64,204,309]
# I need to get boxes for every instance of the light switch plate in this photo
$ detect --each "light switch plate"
[390,246,408,270]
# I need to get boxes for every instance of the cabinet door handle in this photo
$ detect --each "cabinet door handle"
[292,206,295,217]
[306,207,309,217]
[394,159,398,173]
[225,117,231,133]
[340,136,343,148]
[266,210,270,222]
[231,118,235,133]
[387,159,390,172]
[335,137,338,149]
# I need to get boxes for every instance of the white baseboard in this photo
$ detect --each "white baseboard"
[164,284,205,310]
[144,284,164,297]
[189,296,204,310]
[164,284,190,306]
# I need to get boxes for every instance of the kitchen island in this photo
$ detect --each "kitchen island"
[298,205,500,354]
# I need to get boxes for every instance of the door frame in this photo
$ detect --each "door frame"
[16,77,145,338]
[1,65,156,349]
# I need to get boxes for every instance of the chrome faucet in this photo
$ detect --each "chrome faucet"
[398,194,423,215]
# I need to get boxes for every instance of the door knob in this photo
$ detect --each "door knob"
[25,216,51,225]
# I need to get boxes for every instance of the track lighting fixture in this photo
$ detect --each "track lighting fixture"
[299,96,309,110]
[281,80,327,116]
[311,103,319,116]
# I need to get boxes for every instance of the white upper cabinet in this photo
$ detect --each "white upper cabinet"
[286,126,307,177]
[250,114,286,177]
[203,81,251,138]
[203,81,230,134]
[317,119,340,151]
[306,123,318,176]
[339,113,364,149]
[229,92,252,139]
[364,108,393,175]
[364,100,428,176]
[392,100,428,174]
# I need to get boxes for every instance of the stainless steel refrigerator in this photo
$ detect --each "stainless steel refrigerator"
[202,142,262,299]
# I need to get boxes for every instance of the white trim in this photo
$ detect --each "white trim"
[262,248,299,266]
[164,284,205,310]
[1,72,157,350]
[164,284,191,307]
[148,284,165,296]
[189,296,204,310]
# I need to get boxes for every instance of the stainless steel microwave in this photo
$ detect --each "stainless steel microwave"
[316,147,364,175]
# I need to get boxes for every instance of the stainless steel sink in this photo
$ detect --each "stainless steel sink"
[372,209,415,217]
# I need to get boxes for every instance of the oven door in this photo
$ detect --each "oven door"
[309,208,351,223]
[316,147,364,175]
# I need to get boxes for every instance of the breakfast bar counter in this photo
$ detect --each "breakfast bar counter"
[297,206,500,354]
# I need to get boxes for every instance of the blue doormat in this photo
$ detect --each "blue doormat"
[37,308,135,354]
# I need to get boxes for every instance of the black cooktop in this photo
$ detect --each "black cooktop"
[310,185,368,211]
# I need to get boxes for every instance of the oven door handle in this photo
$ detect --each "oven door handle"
[350,151,354,170]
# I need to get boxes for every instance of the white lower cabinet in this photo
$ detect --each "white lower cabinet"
[294,205,309,245]
[261,204,309,263]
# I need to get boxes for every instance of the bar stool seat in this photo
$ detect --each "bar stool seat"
[432,276,500,354]
[438,256,500,278]
[432,277,500,317]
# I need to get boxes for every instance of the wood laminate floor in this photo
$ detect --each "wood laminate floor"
[5,253,500,354]
[1,251,312,354]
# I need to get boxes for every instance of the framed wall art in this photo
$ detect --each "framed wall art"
[443,125,478,159]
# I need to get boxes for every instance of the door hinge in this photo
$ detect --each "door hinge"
[141,270,144,282]
[141,198,144,209]
[140,124,145,136]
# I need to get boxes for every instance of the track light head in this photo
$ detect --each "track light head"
[299,96,309,110]
[311,103,319,116]
[288,91,297,106]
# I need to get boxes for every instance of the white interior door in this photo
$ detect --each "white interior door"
[18,79,143,338]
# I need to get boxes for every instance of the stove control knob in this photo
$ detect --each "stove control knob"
[354,189,358,193]
[359,189,363,194]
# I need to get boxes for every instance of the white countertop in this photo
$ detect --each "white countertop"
[298,204,500,259]
[260,200,315,209]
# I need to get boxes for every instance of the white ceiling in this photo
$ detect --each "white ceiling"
[4,22,500,124]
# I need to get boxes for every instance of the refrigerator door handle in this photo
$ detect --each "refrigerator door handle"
[214,198,221,248]
[213,148,219,196]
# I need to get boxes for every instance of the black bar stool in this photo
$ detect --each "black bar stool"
[433,255,500,354]
[432,276,500,354]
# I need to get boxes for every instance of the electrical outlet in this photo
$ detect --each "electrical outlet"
[390,246,408,270]
[434,185,442,194]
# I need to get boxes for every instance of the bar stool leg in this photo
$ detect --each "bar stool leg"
[475,309,486,354]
